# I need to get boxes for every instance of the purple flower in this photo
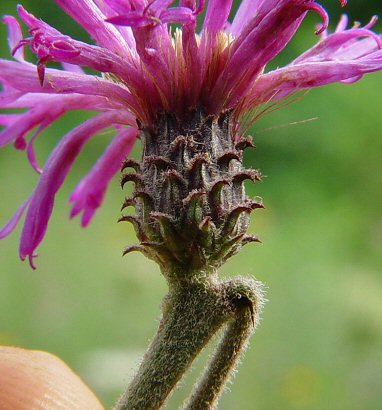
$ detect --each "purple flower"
[1,0,382,268]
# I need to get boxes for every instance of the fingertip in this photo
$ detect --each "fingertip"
[0,346,105,410]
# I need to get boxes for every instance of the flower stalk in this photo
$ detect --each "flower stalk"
[184,303,255,410]
[116,275,262,410]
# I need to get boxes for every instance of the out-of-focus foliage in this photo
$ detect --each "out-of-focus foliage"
[0,1,381,409]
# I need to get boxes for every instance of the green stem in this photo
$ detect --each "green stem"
[115,276,262,410]
[183,305,255,410]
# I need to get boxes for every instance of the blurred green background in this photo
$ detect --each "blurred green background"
[1,1,382,409]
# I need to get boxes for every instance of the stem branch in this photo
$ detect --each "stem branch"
[183,305,255,409]
[115,276,262,410]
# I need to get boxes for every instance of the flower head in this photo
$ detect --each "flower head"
[1,0,382,268]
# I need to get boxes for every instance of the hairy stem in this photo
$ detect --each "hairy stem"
[115,276,262,410]
[183,305,255,410]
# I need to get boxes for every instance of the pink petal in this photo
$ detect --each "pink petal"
[230,0,262,37]
[17,5,60,34]
[0,109,46,149]
[304,2,329,35]
[0,198,30,240]
[0,60,135,110]
[0,85,24,107]
[61,62,85,73]
[55,0,133,57]
[19,111,129,266]
[249,55,382,106]
[70,126,138,226]
[209,0,308,112]
[160,7,196,25]
[181,22,201,107]
[17,6,140,87]
[4,92,123,112]
[209,0,344,113]
[203,0,233,36]
[128,28,175,112]
[103,0,136,14]
[149,0,175,16]
[335,14,349,33]
[2,15,25,62]
[93,0,136,49]
[27,125,47,174]
[0,93,125,152]
[292,19,382,65]
[106,14,153,28]
[0,113,21,126]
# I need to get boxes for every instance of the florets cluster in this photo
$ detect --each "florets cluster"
[1,0,382,269]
